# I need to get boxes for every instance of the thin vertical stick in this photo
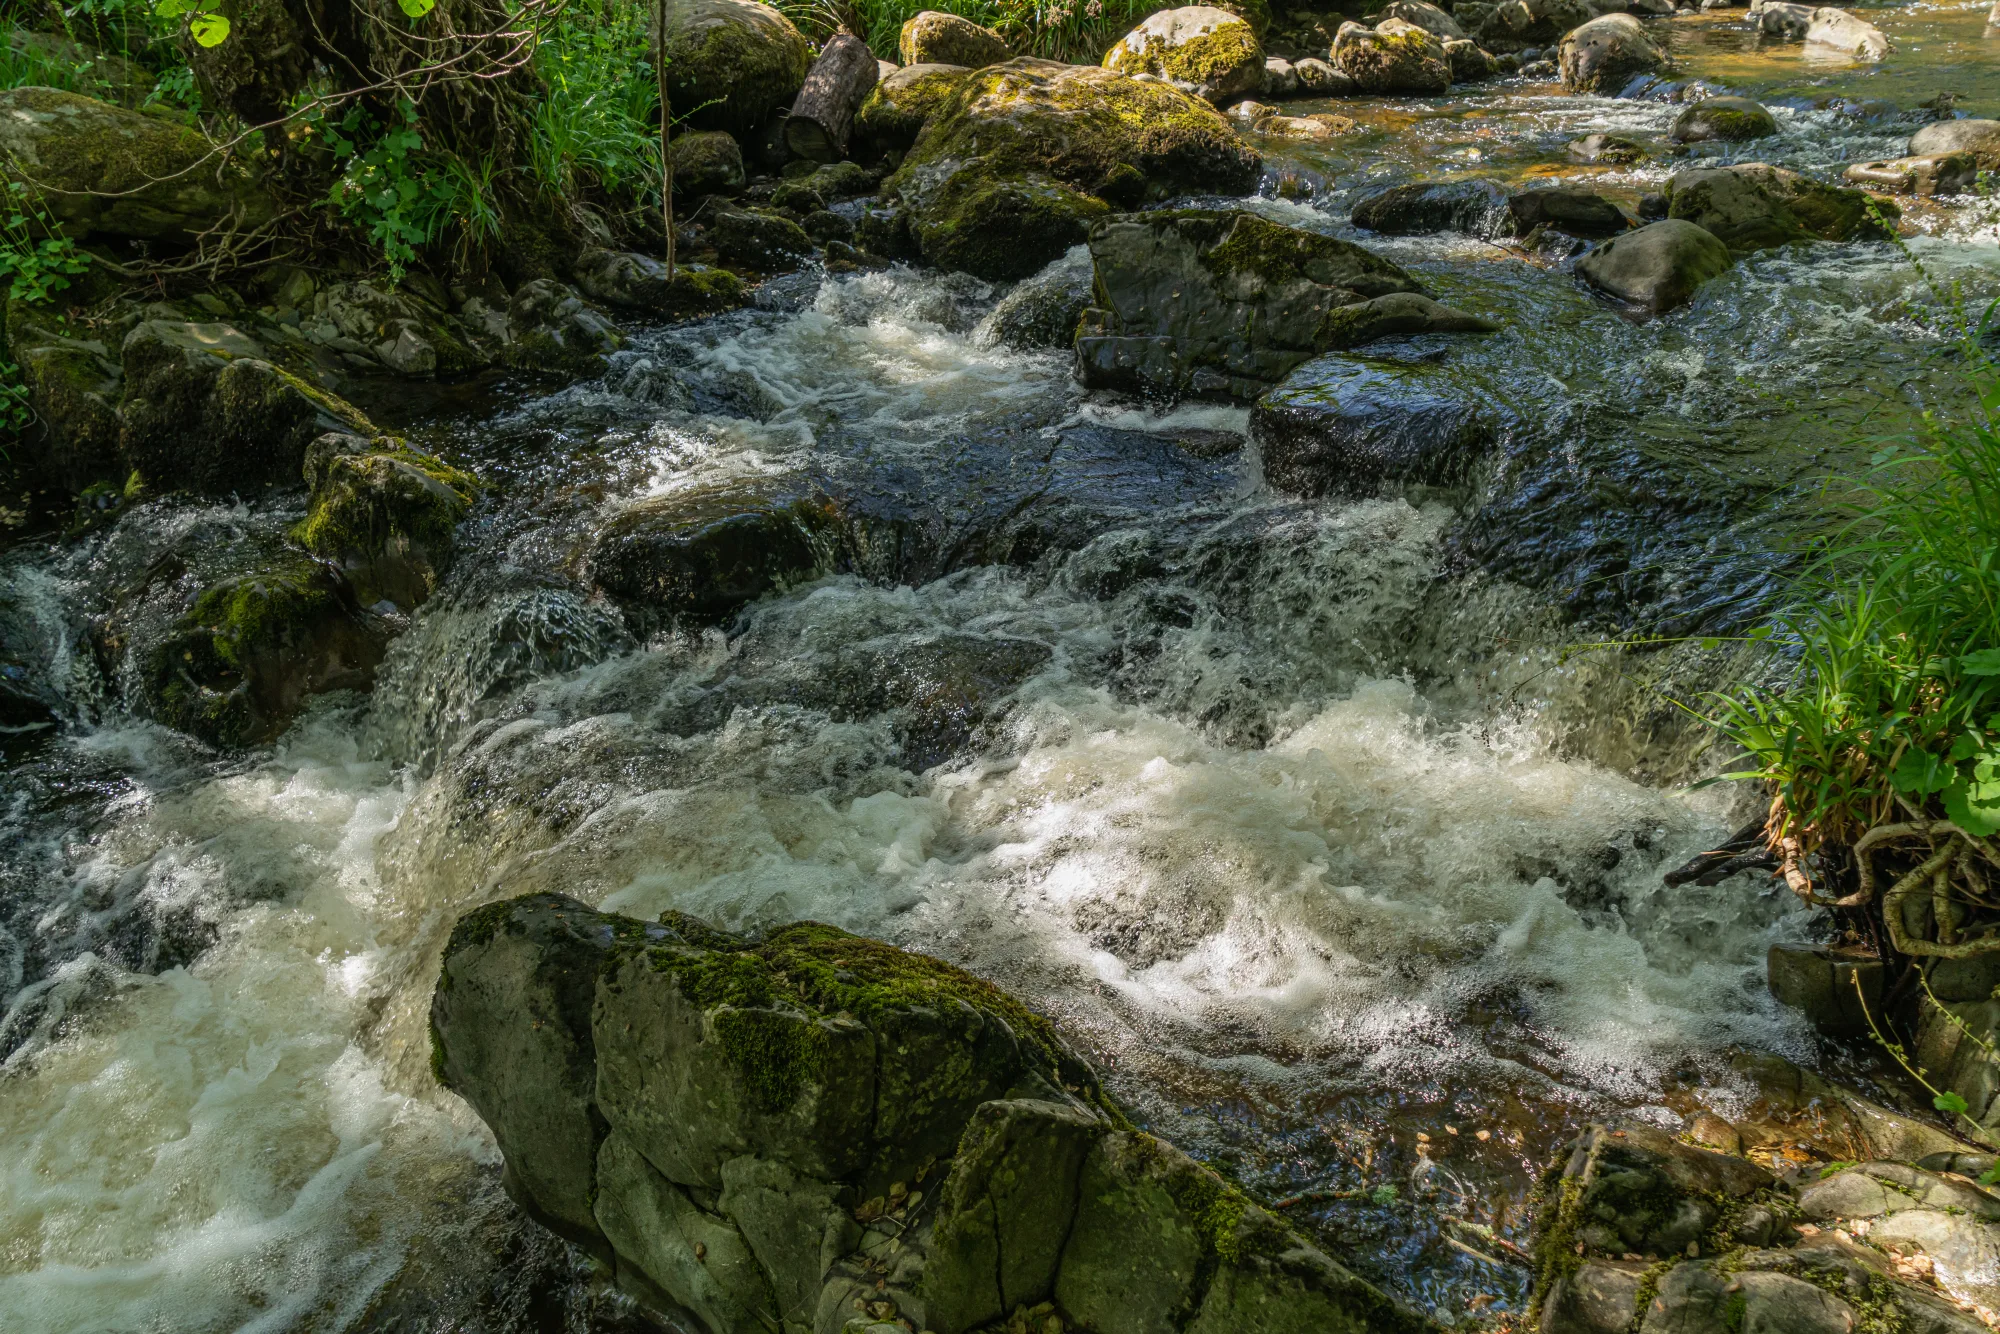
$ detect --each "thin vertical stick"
[656,0,674,280]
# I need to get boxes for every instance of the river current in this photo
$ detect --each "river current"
[4,8,2000,1329]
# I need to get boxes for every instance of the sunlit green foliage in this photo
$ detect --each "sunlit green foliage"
[528,0,661,203]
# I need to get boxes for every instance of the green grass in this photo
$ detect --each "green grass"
[528,2,661,205]
[1708,295,2000,882]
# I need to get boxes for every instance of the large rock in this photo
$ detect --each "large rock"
[1478,0,1595,48]
[1352,178,1510,236]
[1910,119,2000,173]
[572,249,747,320]
[1377,1,1467,39]
[886,58,1261,280]
[1766,942,1883,1038]
[1558,14,1669,94]
[1331,18,1452,94]
[899,11,1010,68]
[980,245,1094,350]
[1670,95,1778,143]
[1445,39,1502,82]
[1101,5,1266,105]
[1074,210,1494,401]
[294,433,478,615]
[854,62,973,153]
[1842,153,1978,197]
[5,298,122,490]
[1806,6,1891,61]
[429,893,1424,1334]
[658,0,813,140]
[0,87,274,244]
[668,129,746,195]
[1543,1122,1777,1261]
[1252,355,1509,496]
[1576,219,1733,314]
[1750,0,1815,37]
[1666,163,1895,252]
[1507,187,1628,238]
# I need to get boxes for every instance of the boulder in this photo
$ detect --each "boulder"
[586,482,841,626]
[572,249,748,320]
[294,434,478,614]
[658,0,813,140]
[1251,355,1508,496]
[1507,187,1628,237]
[1670,95,1778,143]
[1568,132,1646,163]
[1331,18,1452,94]
[117,319,374,494]
[0,87,274,244]
[899,10,1011,68]
[1558,14,1669,94]
[1806,6,1891,61]
[1074,210,1493,401]
[1478,0,1595,48]
[1909,119,2000,173]
[886,58,1260,280]
[668,129,746,195]
[429,893,1424,1334]
[1352,178,1510,235]
[1378,1,1467,38]
[980,245,1094,350]
[503,279,624,375]
[1666,162,1895,252]
[854,62,973,152]
[1750,0,1815,37]
[1766,943,1884,1038]
[1101,6,1266,105]
[1263,55,1299,94]
[5,299,122,491]
[1545,1123,1777,1260]
[1445,39,1502,82]
[1541,1260,1649,1334]
[1294,56,1355,94]
[1576,219,1733,314]
[703,206,815,271]
[1842,153,1977,197]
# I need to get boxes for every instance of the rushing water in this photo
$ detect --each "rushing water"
[5,11,2000,1331]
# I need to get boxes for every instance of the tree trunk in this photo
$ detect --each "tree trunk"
[783,34,879,165]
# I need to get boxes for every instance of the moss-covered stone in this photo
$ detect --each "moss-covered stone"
[855,62,974,153]
[668,128,746,197]
[658,0,812,140]
[1666,164,1893,254]
[1102,6,1266,103]
[1330,17,1451,94]
[294,435,478,613]
[1670,95,1779,144]
[898,10,1011,68]
[910,169,1111,280]
[5,299,122,491]
[571,249,748,320]
[703,206,815,272]
[0,87,274,243]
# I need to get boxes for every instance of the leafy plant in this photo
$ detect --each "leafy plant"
[0,360,34,438]
[805,0,1168,64]
[312,99,502,278]
[0,183,90,304]
[154,0,231,48]
[528,1,661,203]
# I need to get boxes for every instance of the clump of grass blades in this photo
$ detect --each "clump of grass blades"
[528,3,659,205]
[1709,280,2000,947]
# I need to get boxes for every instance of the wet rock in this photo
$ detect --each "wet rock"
[119,319,375,494]
[1730,1049,1973,1166]
[1869,1207,2000,1314]
[886,58,1259,280]
[668,130,747,196]
[1076,210,1487,401]
[294,433,478,614]
[1569,132,1647,163]
[1542,1259,1647,1334]
[1909,119,2000,174]
[1683,1111,1744,1156]
[981,245,1094,350]
[854,203,920,259]
[0,87,274,244]
[1257,112,1356,139]
[1263,55,1299,95]
[1351,177,1510,236]
[1479,0,1596,49]
[1806,7,1892,61]
[1294,56,1355,94]
[1331,18,1451,94]
[586,484,837,626]
[1252,354,1508,496]
[1445,39,1502,82]
[307,280,485,377]
[5,300,122,490]
[1926,954,2000,1003]
[1558,14,1669,95]
[1803,1163,2000,1222]
[1842,153,1977,197]
[504,279,624,374]
[572,249,748,320]
[658,0,812,140]
[1508,187,1629,237]
[1750,0,1815,37]
[899,10,1011,68]
[1666,163,1895,252]
[1101,5,1267,105]
[705,206,816,271]
[855,63,974,153]
[1766,942,1883,1038]
[1543,1122,1776,1264]
[1577,219,1732,314]
[1670,95,1779,143]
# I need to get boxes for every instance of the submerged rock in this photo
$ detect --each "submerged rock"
[854,62,972,153]
[1507,187,1629,238]
[1909,118,2000,173]
[1351,178,1510,236]
[1557,14,1669,95]
[1666,162,1895,252]
[886,58,1260,280]
[1074,209,1495,401]
[429,893,1426,1334]
[1252,354,1509,496]
[1101,5,1266,105]
[1576,219,1733,314]
[1331,18,1452,95]
[981,246,1095,350]
[1670,95,1778,143]
[899,10,1010,68]
[658,0,812,140]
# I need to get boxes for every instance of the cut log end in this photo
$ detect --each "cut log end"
[786,33,879,165]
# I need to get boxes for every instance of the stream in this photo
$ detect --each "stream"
[4,6,2000,1329]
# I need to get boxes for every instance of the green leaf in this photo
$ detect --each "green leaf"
[155,0,189,15]
[1370,1183,1399,1206]
[1944,774,2000,838]
[1699,638,1720,651]
[189,12,230,45]
[1894,748,1954,795]
[398,0,436,15]
[1953,733,1985,762]
[1936,1091,1971,1116]
[1965,649,2000,676]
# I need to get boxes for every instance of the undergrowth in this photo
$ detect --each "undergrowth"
[788,0,1169,64]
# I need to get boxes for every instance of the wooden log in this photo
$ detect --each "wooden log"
[784,33,880,164]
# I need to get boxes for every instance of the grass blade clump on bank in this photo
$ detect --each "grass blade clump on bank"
[1711,292,2000,946]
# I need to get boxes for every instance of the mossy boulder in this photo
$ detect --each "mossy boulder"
[668,128,747,196]
[1075,209,1495,401]
[657,0,813,140]
[1670,94,1778,144]
[1351,177,1510,236]
[572,249,748,319]
[117,319,375,494]
[5,299,122,491]
[1558,13,1669,95]
[1666,162,1895,253]
[911,170,1111,280]
[887,57,1261,280]
[1101,6,1266,105]
[898,10,1011,68]
[703,206,815,272]
[1476,0,1593,49]
[502,279,623,375]
[0,87,274,244]
[854,61,973,153]
[294,433,478,613]
[1576,219,1733,314]
[1331,18,1451,94]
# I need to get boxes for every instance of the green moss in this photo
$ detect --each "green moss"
[183,560,340,675]
[910,170,1109,280]
[857,66,974,151]
[1198,211,1414,291]
[1107,18,1261,87]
